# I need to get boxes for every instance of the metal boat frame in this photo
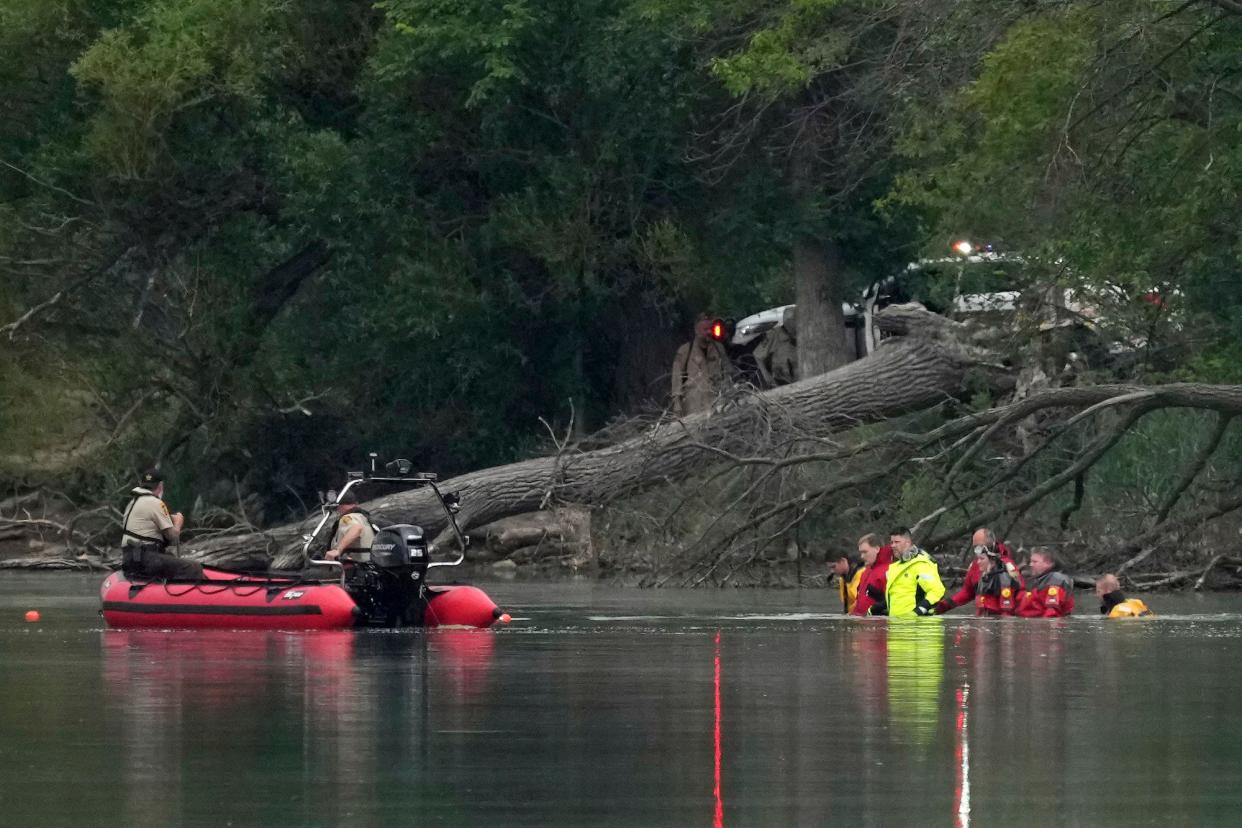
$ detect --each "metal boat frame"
[301,454,470,587]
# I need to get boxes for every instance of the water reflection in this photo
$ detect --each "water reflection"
[99,628,497,825]
[6,578,1242,826]
[713,630,724,828]
[954,683,970,828]
[886,618,945,751]
[430,629,495,701]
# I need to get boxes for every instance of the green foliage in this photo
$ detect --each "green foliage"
[895,3,1242,376]
[378,0,549,108]
[1173,344,1242,384]
[1041,409,1242,536]
[707,0,851,98]
[895,469,942,529]
[3,0,771,515]
[5,0,1242,529]
[70,0,280,180]
[0,350,90,465]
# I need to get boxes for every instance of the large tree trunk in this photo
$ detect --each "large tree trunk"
[189,305,1009,568]
[788,130,850,380]
[610,292,682,412]
[794,235,851,378]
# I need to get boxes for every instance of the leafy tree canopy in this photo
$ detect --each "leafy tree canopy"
[5,0,1242,523]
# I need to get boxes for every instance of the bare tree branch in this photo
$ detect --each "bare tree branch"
[1154,411,1233,524]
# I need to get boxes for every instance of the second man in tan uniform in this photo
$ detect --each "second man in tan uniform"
[326,490,376,560]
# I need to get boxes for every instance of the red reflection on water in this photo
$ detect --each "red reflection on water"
[430,628,496,700]
[713,629,724,828]
[103,630,359,708]
[954,683,971,828]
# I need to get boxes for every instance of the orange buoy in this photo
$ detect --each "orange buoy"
[24,610,40,623]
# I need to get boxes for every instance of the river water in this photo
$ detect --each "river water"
[1,573,1239,826]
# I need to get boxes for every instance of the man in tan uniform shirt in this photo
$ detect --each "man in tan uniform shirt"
[121,469,203,579]
[326,489,376,560]
[670,313,732,416]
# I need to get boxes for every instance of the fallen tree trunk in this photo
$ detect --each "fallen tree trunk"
[190,304,1011,568]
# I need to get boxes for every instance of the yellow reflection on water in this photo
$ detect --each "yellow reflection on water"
[886,618,945,751]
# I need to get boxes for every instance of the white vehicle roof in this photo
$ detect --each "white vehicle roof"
[732,304,795,346]
[953,291,1020,314]
[732,302,864,345]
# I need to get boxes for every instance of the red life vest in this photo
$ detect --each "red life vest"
[974,567,1021,616]
[852,545,893,616]
[943,544,1025,614]
[1016,570,1076,617]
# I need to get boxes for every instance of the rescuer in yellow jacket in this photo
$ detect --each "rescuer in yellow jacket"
[832,549,867,614]
[1095,574,1154,618]
[883,528,946,617]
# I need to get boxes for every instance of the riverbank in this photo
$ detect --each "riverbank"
[7,490,1242,590]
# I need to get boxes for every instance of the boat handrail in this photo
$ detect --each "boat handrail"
[303,464,471,580]
[423,479,468,570]
[300,458,470,579]
[350,474,468,569]
[305,557,346,587]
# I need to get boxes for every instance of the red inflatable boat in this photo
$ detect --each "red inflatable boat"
[100,569,504,630]
[100,458,508,631]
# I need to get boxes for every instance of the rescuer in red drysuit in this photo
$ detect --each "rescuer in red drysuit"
[933,527,1025,616]
[852,534,893,616]
[1016,547,1075,618]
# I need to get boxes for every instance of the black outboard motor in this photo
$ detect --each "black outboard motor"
[349,524,430,626]
[371,524,429,576]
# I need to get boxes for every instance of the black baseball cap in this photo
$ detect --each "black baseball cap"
[140,469,164,487]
